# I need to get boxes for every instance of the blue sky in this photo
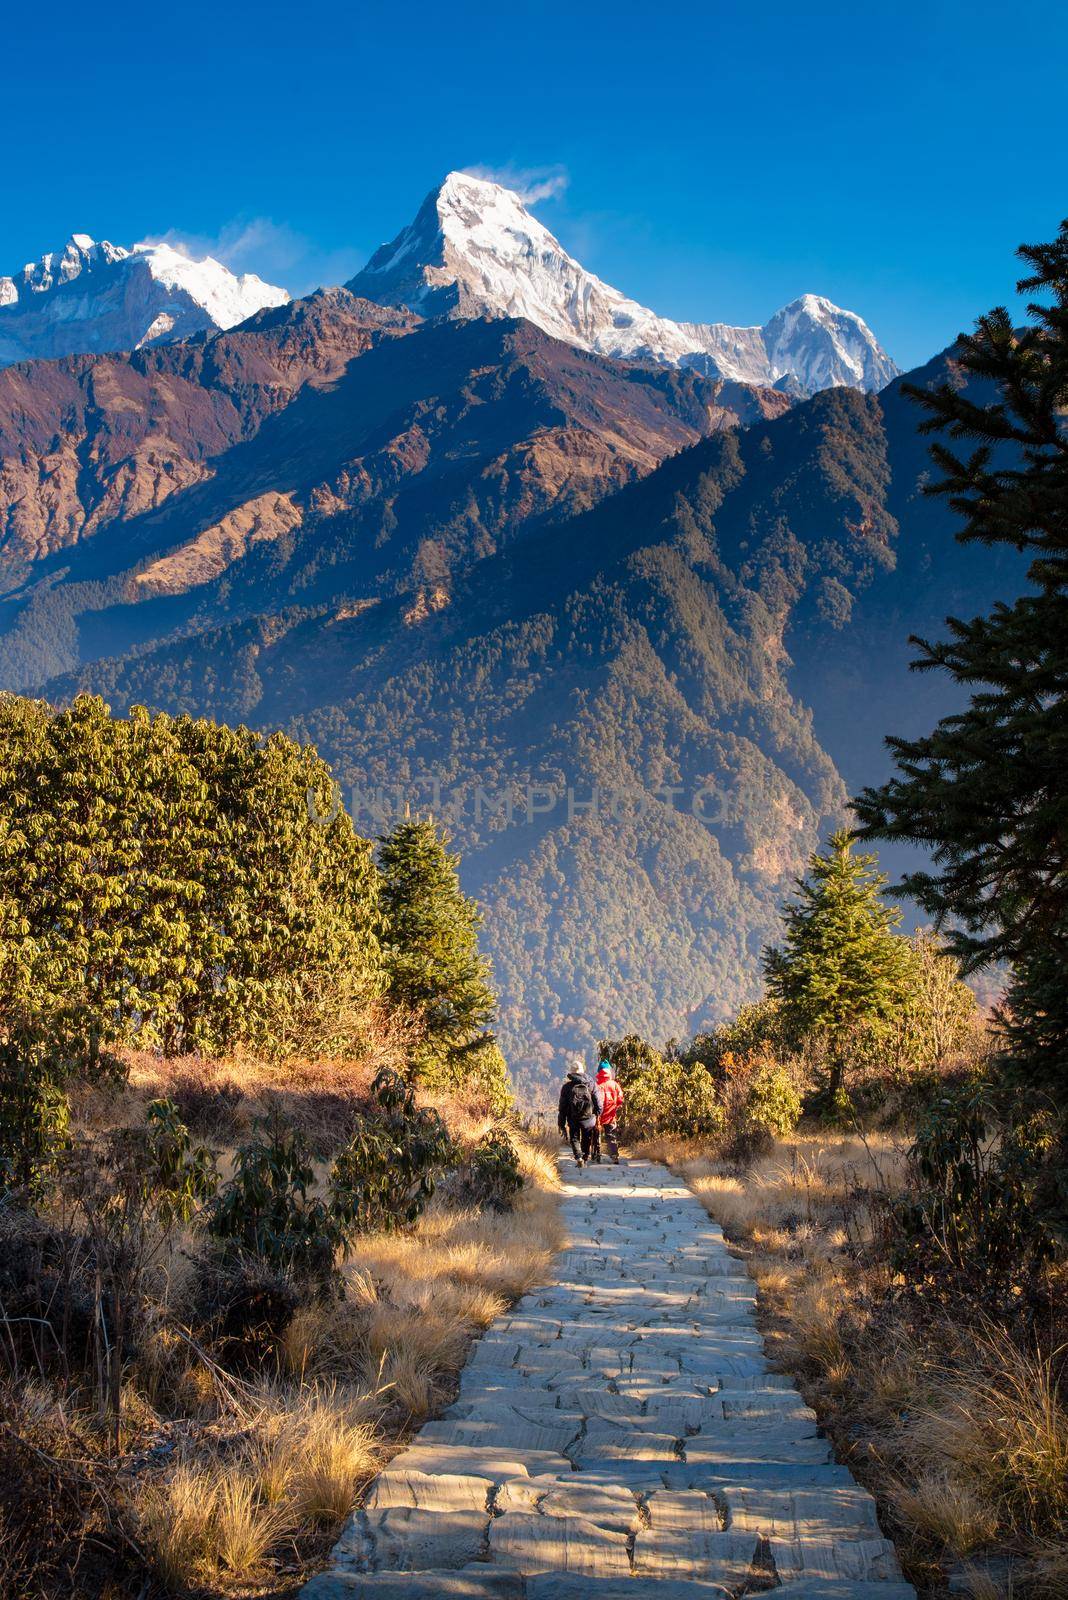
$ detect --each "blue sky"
[2,0,1065,371]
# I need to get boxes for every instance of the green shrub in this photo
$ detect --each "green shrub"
[807,1079,858,1127]
[686,999,790,1074]
[420,1034,513,1116]
[0,694,383,1062]
[330,1068,456,1233]
[104,1098,219,1228]
[891,931,980,1070]
[674,1063,727,1140]
[0,1018,124,1195]
[717,1054,804,1160]
[208,1120,341,1288]
[601,1033,725,1141]
[826,933,981,1105]
[460,1128,523,1210]
[0,1035,70,1194]
[194,1255,303,1368]
[744,1059,802,1139]
[599,1033,663,1084]
[888,1079,1057,1307]
[25,1098,219,1436]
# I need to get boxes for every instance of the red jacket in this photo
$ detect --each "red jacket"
[596,1068,624,1125]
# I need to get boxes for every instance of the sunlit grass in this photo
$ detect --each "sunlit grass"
[641,1125,1067,1591]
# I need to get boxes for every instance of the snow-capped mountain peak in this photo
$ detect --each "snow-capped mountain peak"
[349,173,898,396]
[351,171,693,357]
[130,241,289,334]
[0,234,288,367]
[761,293,892,393]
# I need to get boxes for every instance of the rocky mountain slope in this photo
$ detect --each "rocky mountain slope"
[0,289,785,688]
[349,172,899,395]
[0,233,288,366]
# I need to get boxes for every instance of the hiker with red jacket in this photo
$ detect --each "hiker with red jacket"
[557,1060,598,1167]
[595,1060,624,1164]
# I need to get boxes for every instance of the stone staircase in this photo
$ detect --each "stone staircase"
[303,1157,915,1599]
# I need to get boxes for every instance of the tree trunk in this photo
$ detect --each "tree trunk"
[826,1050,845,1101]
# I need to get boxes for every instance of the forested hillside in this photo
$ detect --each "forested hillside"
[36,356,1022,1095]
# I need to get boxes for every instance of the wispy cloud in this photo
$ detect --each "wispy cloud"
[462,164,569,205]
[136,170,569,297]
[135,217,366,297]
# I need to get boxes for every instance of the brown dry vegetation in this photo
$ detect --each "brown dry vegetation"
[1,1054,563,1600]
[639,1130,1068,1599]
[81,1030,410,1152]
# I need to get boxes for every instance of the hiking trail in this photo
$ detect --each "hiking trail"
[304,1157,915,1599]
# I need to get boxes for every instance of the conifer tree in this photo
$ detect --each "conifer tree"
[763,831,911,1100]
[377,818,498,1085]
[854,220,1068,1118]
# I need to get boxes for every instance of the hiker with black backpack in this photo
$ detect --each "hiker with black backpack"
[557,1059,598,1167]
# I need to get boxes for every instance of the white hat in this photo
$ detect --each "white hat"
[569,1058,587,1075]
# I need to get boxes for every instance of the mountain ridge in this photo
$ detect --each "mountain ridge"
[0,290,787,690]
[0,215,1019,1096]
[348,172,899,396]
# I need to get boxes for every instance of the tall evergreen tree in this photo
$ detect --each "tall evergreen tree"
[854,220,1068,1118]
[763,831,911,1100]
[377,818,498,1086]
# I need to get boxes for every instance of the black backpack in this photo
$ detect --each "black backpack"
[566,1078,594,1121]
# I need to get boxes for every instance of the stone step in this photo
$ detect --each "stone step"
[769,1534,905,1584]
[633,1527,763,1587]
[386,1446,575,1482]
[722,1483,883,1539]
[489,1510,631,1577]
[496,1475,639,1532]
[771,1586,915,1599]
[302,1572,523,1600]
[418,1417,584,1454]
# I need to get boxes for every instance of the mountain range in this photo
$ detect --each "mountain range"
[0,234,287,366]
[1,175,895,395]
[350,173,899,396]
[0,175,1014,1096]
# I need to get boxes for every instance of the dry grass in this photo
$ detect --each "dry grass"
[887,1471,999,1556]
[250,1382,381,1524]
[5,1046,563,1600]
[213,1469,292,1579]
[1022,1541,1068,1598]
[137,1463,220,1588]
[0,1379,140,1597]
[643,1127,1068,1596]
[908,1333,1068,1537]
[281,1140,563,1427]
[136,1379,383,1587]
[131,1131,561,1595]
